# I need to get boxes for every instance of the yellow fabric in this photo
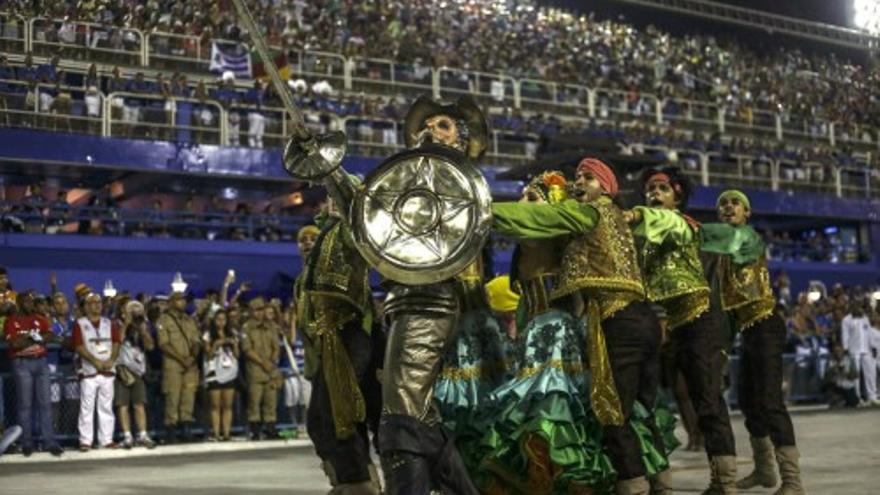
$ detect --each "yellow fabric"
[486,275,520,313]
[309,301,366,439]
[586,299,625,426]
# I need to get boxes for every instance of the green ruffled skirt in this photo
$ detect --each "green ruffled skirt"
[437,309,679,494]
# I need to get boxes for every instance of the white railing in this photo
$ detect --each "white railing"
[104,91,225,145]
[437,67,517,107]
[0,79,874,198]
[5,13,880,151]
[0,78,104,133]
[0,11,27,52]
[29,17,145,66]
[145,31,204,69]
[627,144,876,199]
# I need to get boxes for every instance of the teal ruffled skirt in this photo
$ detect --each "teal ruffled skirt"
[436,309,679,494]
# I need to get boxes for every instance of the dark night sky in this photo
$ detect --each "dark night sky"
[712,1,851,27]
[545,0,870,64]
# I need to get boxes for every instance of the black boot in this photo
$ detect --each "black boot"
[264,422,278,440]
[248,422,261,441]
[433,431,480,495]
[163,425,178,445]
[381,450,434,495]
[180,422,193,443]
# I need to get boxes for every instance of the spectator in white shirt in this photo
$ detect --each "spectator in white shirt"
[840,302,878,405]
[84,85,102,135]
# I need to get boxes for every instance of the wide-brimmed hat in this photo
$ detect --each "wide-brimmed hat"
[403,95,489,160]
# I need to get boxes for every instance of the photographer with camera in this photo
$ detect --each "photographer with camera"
[115,300,156,449]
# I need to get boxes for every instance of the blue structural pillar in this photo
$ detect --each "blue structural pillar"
[175,101,193,143]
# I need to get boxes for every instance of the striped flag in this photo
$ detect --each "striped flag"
[209,41,252,79]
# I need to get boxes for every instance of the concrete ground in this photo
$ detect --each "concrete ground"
[1,408,878,494]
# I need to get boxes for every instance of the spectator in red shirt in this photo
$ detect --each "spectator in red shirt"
[72,293,121,451]
[4,290,64,457]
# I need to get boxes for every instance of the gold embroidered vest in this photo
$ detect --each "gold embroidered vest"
[718,254,776,330]
[641,223,710,330]
[552,199,645,320]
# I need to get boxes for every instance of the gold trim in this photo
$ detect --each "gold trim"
[516,359,588,379]
[552,277,644,301]
[665,290,711,331]
[585,300,625,426]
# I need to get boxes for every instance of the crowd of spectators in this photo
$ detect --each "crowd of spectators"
[3,0,879,138]
[0,183,307,242]
[772,280,880,408]
[1,48,878,177]
[0,257,319,455]
[2,258,879,458]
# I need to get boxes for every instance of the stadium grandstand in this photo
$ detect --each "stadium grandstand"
[0,1,879,492]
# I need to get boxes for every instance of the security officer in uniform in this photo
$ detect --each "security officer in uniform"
[241,297,281,440]
[156,291,201,443]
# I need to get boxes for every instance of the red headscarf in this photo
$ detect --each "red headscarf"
[577,158,619,197]
[646,172,683,195]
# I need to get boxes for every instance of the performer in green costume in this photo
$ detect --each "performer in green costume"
[701,190,805,495]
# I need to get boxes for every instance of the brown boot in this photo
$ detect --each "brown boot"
[616,476,650,495]
[701,456,738,495]
[773,446,806,495]
[648,469,673,495]
[737,436,778,489]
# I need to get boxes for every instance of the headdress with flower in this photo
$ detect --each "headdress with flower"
[524,170,569,204]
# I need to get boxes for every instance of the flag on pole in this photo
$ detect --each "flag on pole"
[209,41,252,79]
[251,46,292,81]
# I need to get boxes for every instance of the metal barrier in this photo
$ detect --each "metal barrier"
[145,32,205,73]
[662,97,720,130]
[0,79,104,135]
[776,159,838,196]
[593,88,658,124]
[1,201,311,241]
[727,352,832,408]
[0,11,27,53]
[105,91,225,145]
[437,67,517,107]
[0,365,301,443]
[0,349,839,445]
[292,49,348,92]
[226,102,291,150]
[29,17,144,66]
[342,115,403,158]
[724,107,778,138]
[4,11,879,151]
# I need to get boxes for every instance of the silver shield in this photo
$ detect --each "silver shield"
[351,145,492,285]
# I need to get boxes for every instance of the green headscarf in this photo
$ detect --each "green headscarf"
[717,189,751,211]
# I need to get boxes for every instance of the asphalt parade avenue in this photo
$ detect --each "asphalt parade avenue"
[1,407,877,494]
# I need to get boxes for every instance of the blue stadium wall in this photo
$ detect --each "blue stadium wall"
[1,129,878,299]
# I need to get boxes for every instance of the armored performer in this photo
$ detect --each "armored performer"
[374,96,488,495]
[701,190,805,495]
[285,95,491,495]
[625,168,738,494]
[233,2,486,488]
[296,201,382,494]
[491,158,668,495]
